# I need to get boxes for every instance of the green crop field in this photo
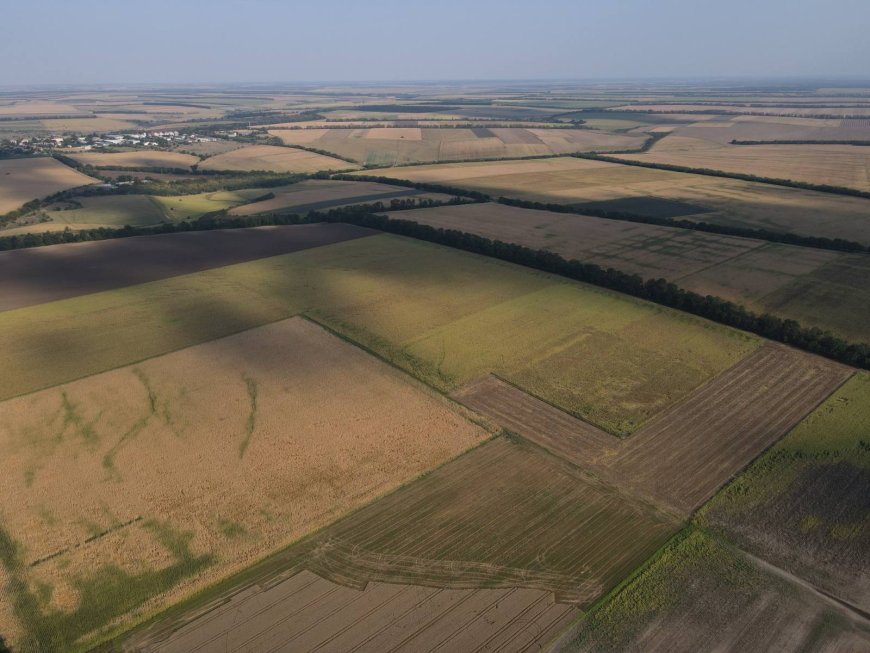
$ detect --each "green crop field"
[44,195,167,227]
[697,372,870,610]
[149,188,270,220]
[0,234,757,435]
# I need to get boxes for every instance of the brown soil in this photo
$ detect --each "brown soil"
[0,223,375,312]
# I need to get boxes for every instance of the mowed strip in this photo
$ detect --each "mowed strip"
[454,344,852,515]
[130,570,576,653]
[0,223,374,312]
[0,317,486,651]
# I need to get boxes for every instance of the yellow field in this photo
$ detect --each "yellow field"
[0,101,84,116]
[39,118,140,133]
[615,136,870,191]
[270,127,645,165]
[197,144,358,173]
[359,157,870,244]
[0,158,99,214]
[0,317,485,650]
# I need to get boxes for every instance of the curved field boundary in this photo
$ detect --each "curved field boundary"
[452,343,853,516]
[0,222,375,312]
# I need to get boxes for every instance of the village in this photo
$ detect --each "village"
[0,129,233,157]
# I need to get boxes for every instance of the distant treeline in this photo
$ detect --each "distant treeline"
[573,153,870,200]
[1,205,866,368]
[331,173,491,201]
[498,197,869,253]
[613,108,870,120]
[730,139,870,146]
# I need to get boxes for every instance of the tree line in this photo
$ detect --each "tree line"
[731,139,870,146]
[498,197,868,253]
[0,204,866,368]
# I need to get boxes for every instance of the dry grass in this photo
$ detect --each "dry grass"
[0,157,98,214]
[0,317,485,651]
[197,144,358,173]
[67,151,199,170]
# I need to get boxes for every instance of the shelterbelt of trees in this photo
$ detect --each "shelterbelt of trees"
[2,203,866,370]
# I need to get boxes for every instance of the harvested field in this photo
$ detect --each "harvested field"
[228,179,451,217]
[172,140,244,157]
[610,104,870,117]
[699,372,870,610]
[615,137,870,191]
[361,156,870,245]
[270,127,644,165]
[126,570,576,653]
[455,344,852,516]
[0,317,486,651]
[561,529,870,653]
[0,223,373,312]
[67,151,199,170]
[0,157,98,214]
[0,235,757,434]
[197,145,357,173]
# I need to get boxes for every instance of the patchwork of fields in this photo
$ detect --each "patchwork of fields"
[196,144,358,173]
[270,127,646,165]
[391,202,870,344]
[359,156,870,244]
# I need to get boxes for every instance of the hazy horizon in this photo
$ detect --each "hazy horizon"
[3,0,869,86]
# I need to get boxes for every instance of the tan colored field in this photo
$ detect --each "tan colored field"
[0,317,485,651]
[0,101,84,116]
[610,104,870,117]
[229,179,451,216]
[68,151,199,170]
[615,136,870,191]
[39,118,140,133]
[270,127,645,165]
[0,157,99,214]
[129,570,576,653]
[671,115,870,143]
[197,144,357,173]
[362,156,870,244]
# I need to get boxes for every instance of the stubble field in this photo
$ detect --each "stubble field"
[0,158,98,214]
[197,145,358,173]
[66,151,200,170]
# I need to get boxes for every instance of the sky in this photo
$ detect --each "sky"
[2,0,869,85]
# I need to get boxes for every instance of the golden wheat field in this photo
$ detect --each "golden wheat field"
[0,157,99,214]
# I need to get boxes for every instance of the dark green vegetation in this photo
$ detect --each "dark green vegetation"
[569,196,711,219]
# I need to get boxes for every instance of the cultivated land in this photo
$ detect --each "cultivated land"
[197,145,358,173]
[0,158,98,214]
[698,371,870,611]
[615,137,870,192]
[0,235,757,434]
[228,179,452,216]
[149,188,272,220]
[122,437,676,652]
[18,195,168,231]
[0,317,486,651]
[394,202,870,344]
[455,344,851,515]
[561,529,870,653]
[270,127,645,165]
[66,151,200,170]
[359,156,870,244]
[0,223,374,312]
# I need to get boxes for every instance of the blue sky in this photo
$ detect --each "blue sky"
[2,0,868,85]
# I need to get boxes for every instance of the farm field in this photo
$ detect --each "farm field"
[698,372,870,610]
[615,137,870,191]
[0,234,758,435]
[197,144,358,173]
[359,156,870,244]
[66,151,199,170]
[122,437,676,652]
[669,114,870,143]
[270,126,646,165]
[35,195,167,228]
[455,344,851,515]
[149,188,272,220]
[0,223,373,312]
[229,179,452,216]
[0,317,486,651]
[129,570,577,653]
[0,157,98,214]
[609,103,870,117]
[394,202,870,344]
[561,529,870,653]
